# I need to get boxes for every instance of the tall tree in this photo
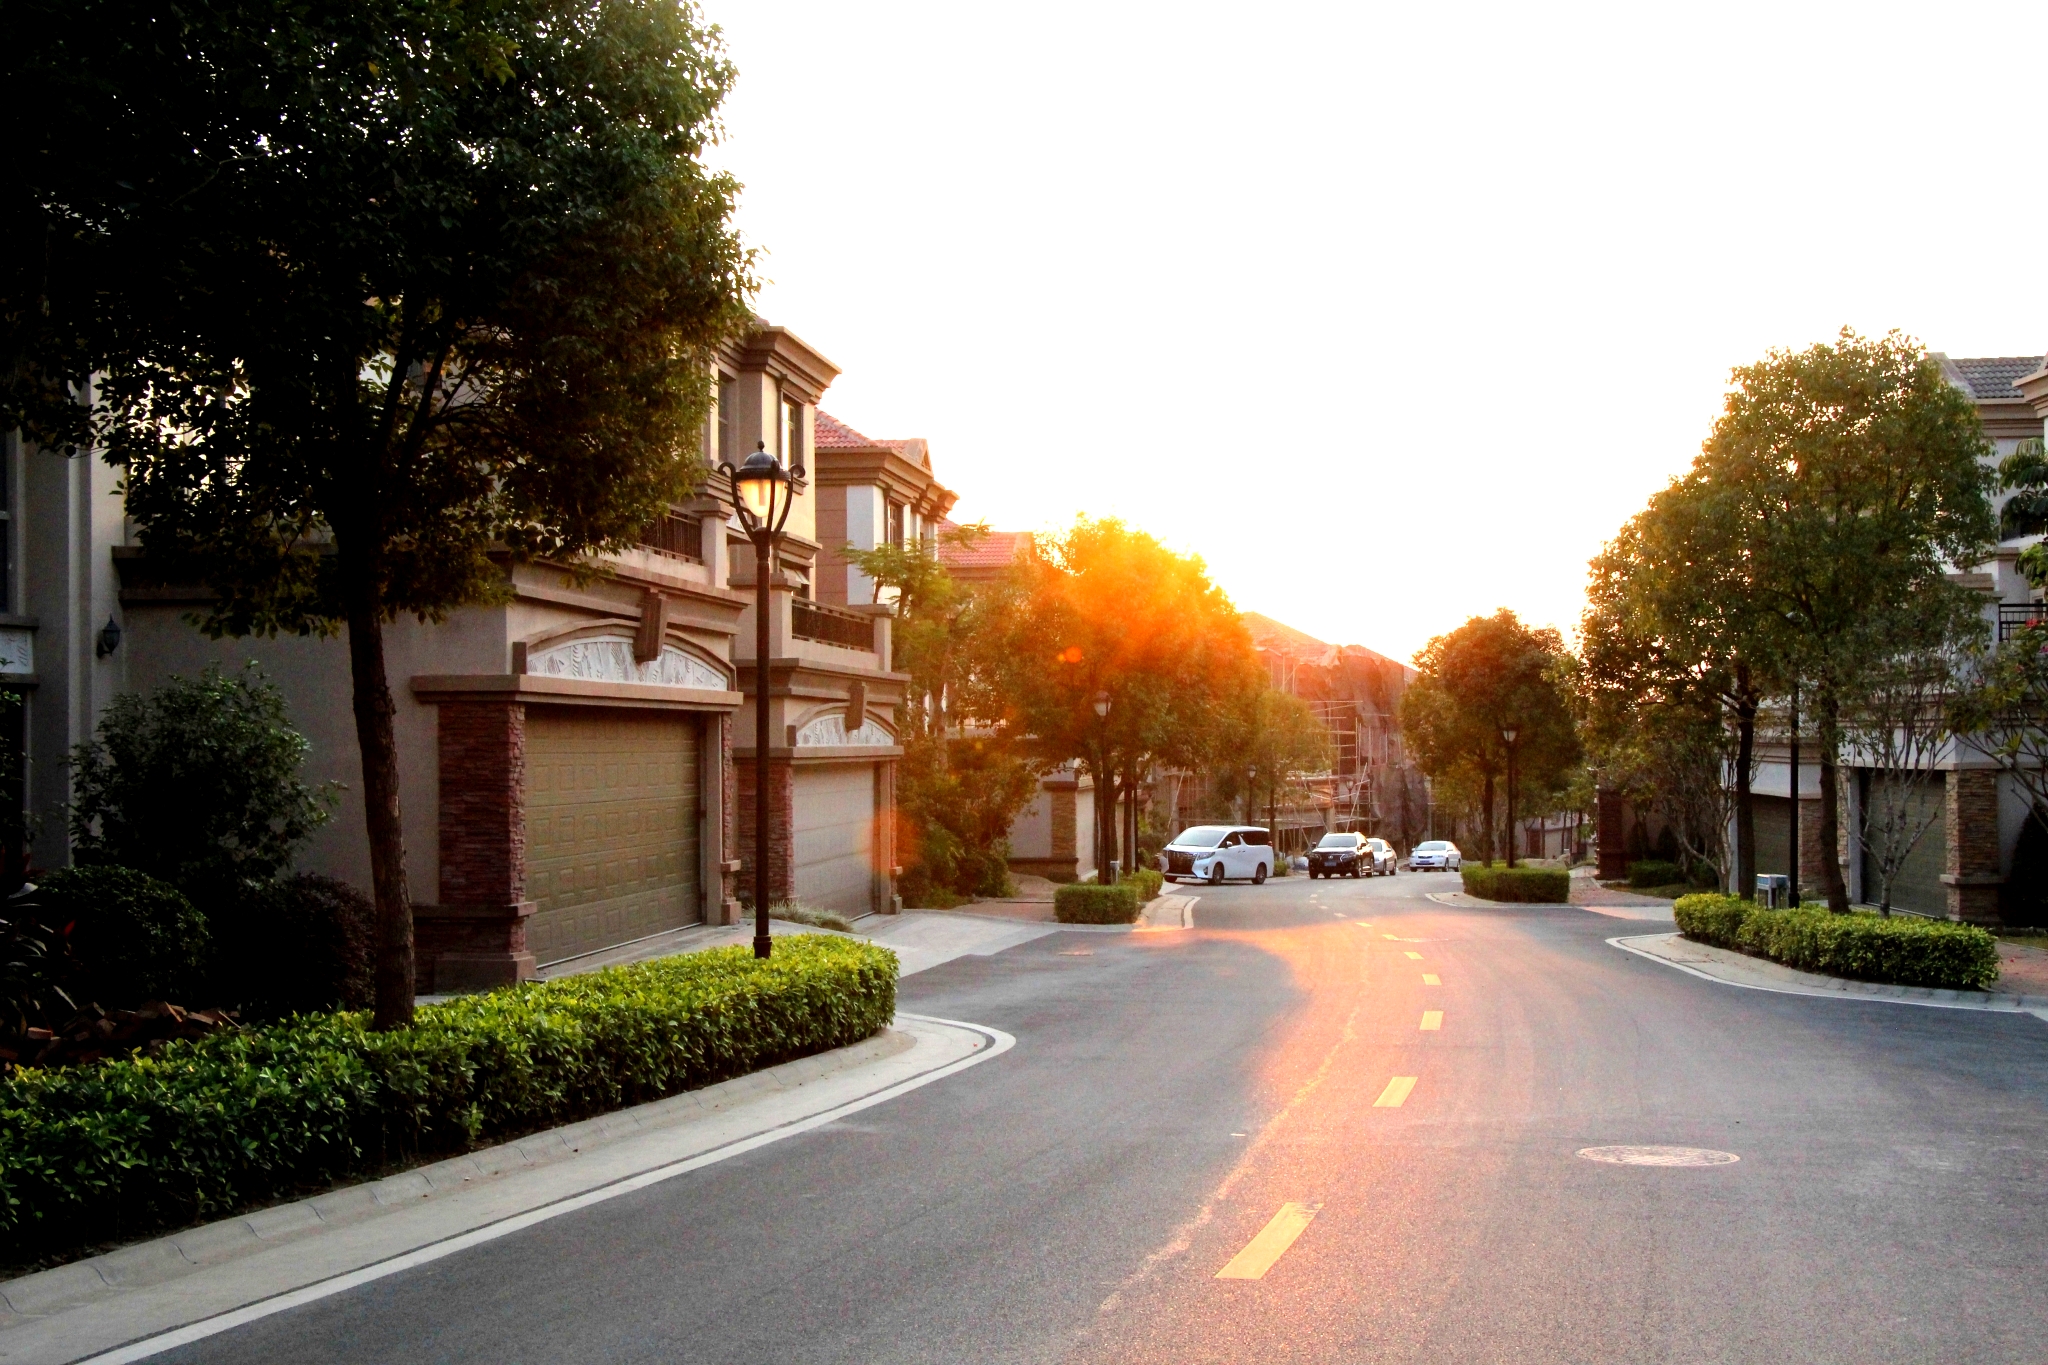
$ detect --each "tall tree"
[1698,329,1995,911]
[1401,610,1579,866]
[3,0,755,1026]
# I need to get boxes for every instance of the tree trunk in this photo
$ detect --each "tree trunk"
[1734,695,1757,900]
[1481,770,1496,866]
[1817,691,1849,912]
[343,551,415,1030]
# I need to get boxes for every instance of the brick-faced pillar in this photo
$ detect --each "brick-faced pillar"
[733,756,794,908]
[1944,768,2003,925]
[1595,786,1626,879]
[415,700,538,993]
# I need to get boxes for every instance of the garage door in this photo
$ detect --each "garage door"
[524,710,699,965]
[794,763,876,918]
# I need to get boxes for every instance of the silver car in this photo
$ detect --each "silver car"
[1407,839,1462,871]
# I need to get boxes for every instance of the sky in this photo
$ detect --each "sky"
[703,0,2048,665]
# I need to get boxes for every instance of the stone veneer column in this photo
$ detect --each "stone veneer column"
[415,700,538,992]
[733,755,794,908]
[1944,768,2003,925]
[1595,787,1627,879]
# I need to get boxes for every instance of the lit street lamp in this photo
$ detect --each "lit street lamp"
[1501,724,1520,869]
[723,440,795,959]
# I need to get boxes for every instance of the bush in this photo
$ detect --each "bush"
[1628,859,1686,890]
[1461,864,1571,903]
[1673,893,1998,990]
[0,935,895,1264]
[209,875,374,1020]
[37,866,208,1008]
[68,666,335,906]
[1055,883,1140,924]
[1119,867,1164,904]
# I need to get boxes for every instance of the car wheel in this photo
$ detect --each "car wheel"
[1207,862,1225,885]
[1254,863,1268,885]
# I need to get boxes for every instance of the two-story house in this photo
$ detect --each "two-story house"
[6,318,913,991]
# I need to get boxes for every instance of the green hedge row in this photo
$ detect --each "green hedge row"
[1673,894,1998,990]
[0,935,896,1264]
[1461,864,1572,903]
[1120,868,1164,904]
[1055,883,1140,923]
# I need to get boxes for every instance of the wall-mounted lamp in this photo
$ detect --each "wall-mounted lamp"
[95,615,122,659]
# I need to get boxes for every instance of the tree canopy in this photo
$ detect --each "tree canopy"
[4,0,755,1025]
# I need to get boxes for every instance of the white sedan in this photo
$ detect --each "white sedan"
[1407,840,1463,872]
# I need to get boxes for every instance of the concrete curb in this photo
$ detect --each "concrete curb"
[0,1013,1011,1365]
[1609,932,2048,1019]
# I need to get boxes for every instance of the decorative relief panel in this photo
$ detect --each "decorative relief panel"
[526,633,728,690]
[795,712,894,748]
[0,628,32,675]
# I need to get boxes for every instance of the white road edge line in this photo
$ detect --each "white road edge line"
[1606,935,2048,1020]
[72,1014,1015,1365]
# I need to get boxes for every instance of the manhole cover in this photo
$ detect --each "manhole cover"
[1577,1145,1739,1167]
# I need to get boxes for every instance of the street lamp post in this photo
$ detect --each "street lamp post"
[1092,690,1112,881]
[722,440,796,960]
[1501,725,1520,869]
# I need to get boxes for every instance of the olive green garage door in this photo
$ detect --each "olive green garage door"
[523,710,700,965]
[794,762,877,918]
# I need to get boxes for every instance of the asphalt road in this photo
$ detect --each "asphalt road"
[161,871,2048,1364]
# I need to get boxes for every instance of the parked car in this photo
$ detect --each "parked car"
[1407,840,1462,871]
[1307,832,1366,878]
[1162,825,1276,884]
[1364,837,1398,875]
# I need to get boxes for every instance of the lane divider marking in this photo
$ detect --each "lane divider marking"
[1420,1010,1443,1031]
[1422,973,1440,985]
[1215,1202,1322,1280]
[1374,1076,1418,1107]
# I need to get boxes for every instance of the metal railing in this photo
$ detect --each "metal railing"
[637,512,702,563]
[1998,602,2046,641]
[792,598,874,651]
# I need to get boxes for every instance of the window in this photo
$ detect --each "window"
[886,500,905,549]
[785,400,805,476]
[716,376,735,463]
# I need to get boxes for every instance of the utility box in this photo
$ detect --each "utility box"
[1755,874,1789,909]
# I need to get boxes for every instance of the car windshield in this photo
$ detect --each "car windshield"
[1416,841,1450,852]
[1172,826,1231,849]
[1315,834,1361,849]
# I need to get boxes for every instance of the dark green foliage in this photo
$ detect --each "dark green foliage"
[37,867,208,1008]
[69,668,332,905]
[1120,868,1164,904]
[1055,884,1140,924]
[210,875,374,1019]
[1461,864,1571,903]
[0,936,894,1263]
[1673,893,1997,990]
[1628,860,1686,890]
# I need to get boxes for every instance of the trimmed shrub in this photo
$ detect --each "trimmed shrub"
[1628,860,1686,890]
[1119,868,1164,904]
[1674,893,1998,990]
[0,935,895,1264]
[37,867,208,1008]
[1055,883,1140,924]
[210,875,374,1020]
[1461,864,1571,904]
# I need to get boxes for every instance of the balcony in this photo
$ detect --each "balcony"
[792,598,875,652]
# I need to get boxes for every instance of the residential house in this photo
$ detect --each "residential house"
[9,318,915,989]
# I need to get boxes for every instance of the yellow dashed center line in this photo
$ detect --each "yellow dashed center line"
[1404,951,1423,960]
[1374,1076,1418,1107]
[1422,973,1440,985]
[1216,1203,1322,1280]
[1420,1010,1443,1030]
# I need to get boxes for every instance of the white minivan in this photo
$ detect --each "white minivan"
[1161,825,1276,885]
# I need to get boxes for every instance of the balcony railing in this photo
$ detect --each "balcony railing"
[792,599,874,651]
[1999,602,2046,641]
[637,512,702,563]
